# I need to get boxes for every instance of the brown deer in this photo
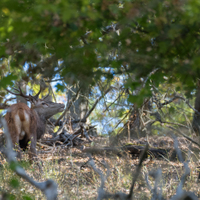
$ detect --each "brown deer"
[5,86,65,160]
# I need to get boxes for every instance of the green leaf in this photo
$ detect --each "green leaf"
[23,195,33,200]
[169,107,175,114]
[9,178,19,188]
[9,161,19,171]
[0,74,17,89]
[55,83,65,92]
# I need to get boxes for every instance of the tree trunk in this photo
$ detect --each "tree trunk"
[67,84,89,121]
[192,79,200,136]
[66,83,98,136]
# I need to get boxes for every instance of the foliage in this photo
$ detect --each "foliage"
[0,0,200,104]
[1,1,200,199]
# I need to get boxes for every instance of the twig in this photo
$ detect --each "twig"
[49,83,57,103]
[103,88,125,113]
[0,103,9,109]
[161,121,189,129]
[45,78,64,82]
[4,97,16,104]
[160,94,200,116]
[142,68,159,89]
[114,106,134,129]
[169,137,198,200]
[159,96,180,108]
[166,125,200,148]
[82,87,113,121]
[128,144,149,199]
[87,154,127,200]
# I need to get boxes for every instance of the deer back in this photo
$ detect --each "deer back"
[5,102,37,145]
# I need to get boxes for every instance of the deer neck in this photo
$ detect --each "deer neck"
[32,109,47,140]
[32,109,46,124]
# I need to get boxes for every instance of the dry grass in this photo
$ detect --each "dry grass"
[0,136,200,199]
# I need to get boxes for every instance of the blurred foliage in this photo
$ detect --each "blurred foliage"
[0,0,199,104]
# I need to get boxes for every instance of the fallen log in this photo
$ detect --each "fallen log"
[82,145,180,161]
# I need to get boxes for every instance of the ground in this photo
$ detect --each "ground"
[0,135,200,199]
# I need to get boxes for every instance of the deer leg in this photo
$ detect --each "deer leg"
[29,134,37,162]
[16,144,22,160]
[11,134,22,160]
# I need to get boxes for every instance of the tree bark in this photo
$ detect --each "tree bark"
[67,84,89,121]
[192,79,200,136]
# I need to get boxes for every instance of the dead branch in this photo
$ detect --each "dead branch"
[128,144,149,199]
[114,106,134,129]
[103,88,125,113]
[88,154,127,200]
[80,125,92,142]
[145,169,163,200]
[82,87,113,121]
[40,128,85,147]
[170,137,198,200]
[1,117,58,200]
[0,103,9,109]
[83,145,171,160]
[159,94,200,116]
[159,96,180,108]
[166,125,200,148]
[49,83,57,102]
[87,144,149,200]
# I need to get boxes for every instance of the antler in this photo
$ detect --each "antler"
[6,85,43,101]
[31,86,42,100]
[6,86,30,101]
[42,86,51,100]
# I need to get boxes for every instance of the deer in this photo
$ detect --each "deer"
[5,86,65,160]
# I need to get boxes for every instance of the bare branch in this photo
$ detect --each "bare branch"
[0,103,10,109]
[169,137,198,200]
[4,97,16,104]
[128,144,148,199]
[159,94,200,116]
[159,96,180,108]
[103,88,125,113]
[145,169,163,200]
[45,78,64,82]
[142,68,159,89]
[166,125,200,148]
[87,154,127,200]
[83,87,113,121]
[114,106,134,129]
[49,83,57,102]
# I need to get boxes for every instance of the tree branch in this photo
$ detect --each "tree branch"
[128,144,149,199]
[82,87,113,121]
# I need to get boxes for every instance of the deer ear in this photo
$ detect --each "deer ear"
[29,95,37,104]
